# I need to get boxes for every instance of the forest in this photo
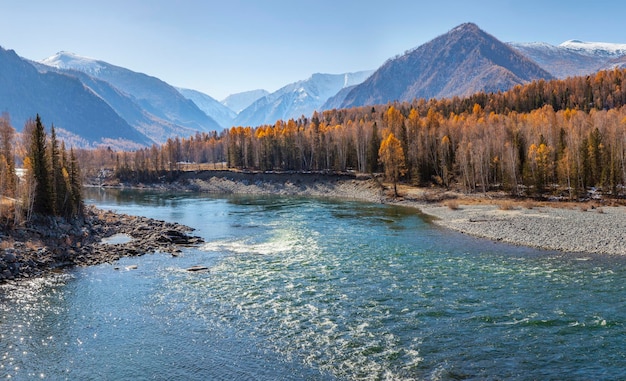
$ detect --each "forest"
[77,68,626,199]
[0,113,82,224]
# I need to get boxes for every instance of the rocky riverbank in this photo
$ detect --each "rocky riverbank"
[413,201,626,255]
[0,205,203,282]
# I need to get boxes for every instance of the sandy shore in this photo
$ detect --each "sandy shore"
[174,171,626,255]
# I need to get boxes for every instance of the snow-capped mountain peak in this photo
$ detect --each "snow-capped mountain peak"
[559,40,626,58]
[40,51,104,74]
[233,70,373,127]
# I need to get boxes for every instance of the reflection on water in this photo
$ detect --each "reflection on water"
[1,189,625,380]
[100,233,133,245]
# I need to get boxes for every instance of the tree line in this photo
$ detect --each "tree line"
[77,68,626,199]
[0,113,82,225]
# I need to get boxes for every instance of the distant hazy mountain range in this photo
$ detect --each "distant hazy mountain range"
[221,90,270,113]
[508,40,626,78]
[0,22,625,148]
[175,87,237,132]
[233,71,374,127]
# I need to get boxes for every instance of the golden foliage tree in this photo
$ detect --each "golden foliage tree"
[75,68,626,200]
[378,133,406,197]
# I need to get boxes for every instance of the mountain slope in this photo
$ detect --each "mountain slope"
[177,88,236,129]
[341,23,553,108]
[604,55,626,70]
[40,52,221,134]
[31,62,202,144]
[0,46,150,147]
[321,85,359,110]
[221,90,269,113]
[235,71,373,127]
[510,40,626,78]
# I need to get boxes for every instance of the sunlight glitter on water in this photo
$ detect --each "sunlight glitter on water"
[4,191,626,380]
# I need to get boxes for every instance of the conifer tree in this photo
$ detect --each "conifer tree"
[49,125,64,215]
[0,113,16,198]
[68,148,83,217]
[29,115,53,215]
[367,122,381,173]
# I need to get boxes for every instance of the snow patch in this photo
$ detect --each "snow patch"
[40,51,104,74]
[559,40,626,57]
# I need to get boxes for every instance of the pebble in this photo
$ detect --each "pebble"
[418,203,626,255]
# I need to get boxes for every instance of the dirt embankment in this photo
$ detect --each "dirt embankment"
[174,170,387,203]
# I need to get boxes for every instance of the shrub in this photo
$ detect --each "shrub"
[447,200,460,210]
[498,201,515,211]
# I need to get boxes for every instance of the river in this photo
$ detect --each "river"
[1,188,626,380]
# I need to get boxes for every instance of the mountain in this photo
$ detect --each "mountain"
[559,40,626,58]
[39,52,221,134]
[221,89,269,113]
[176,88,236,129]
[31,61,203,145]
[0,46,151,148]
[234,71,373,127]
[605,55,626,70]
[341,23,553,108]
[510,40,626,78]
[321,85,359,110]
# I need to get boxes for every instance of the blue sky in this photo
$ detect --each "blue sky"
[1,0,625,100]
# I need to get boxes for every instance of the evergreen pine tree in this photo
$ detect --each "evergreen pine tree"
[30,115,52,215]
[68,148,83,217]
[0,113,16,198]
[49,125,64,215]
[58,141,72,217]
[367,122,381,173]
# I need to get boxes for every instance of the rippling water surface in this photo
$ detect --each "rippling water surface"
[2,188,626,380]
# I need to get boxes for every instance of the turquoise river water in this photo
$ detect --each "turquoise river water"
[1,188,626,380]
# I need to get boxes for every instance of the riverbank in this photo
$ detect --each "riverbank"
[408,200,626,255]
[0,206,203,282]
[170,170,626,255]
[178,170,386,203]
[5,170,622,282]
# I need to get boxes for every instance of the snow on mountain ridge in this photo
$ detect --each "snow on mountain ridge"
[39,51,223,136]
[510,39,626,79]
[559,40,626,57]
[234,70,373,127]
[40,51,104,74]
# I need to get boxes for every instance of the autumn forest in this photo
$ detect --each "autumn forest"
[75,68,626,199]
